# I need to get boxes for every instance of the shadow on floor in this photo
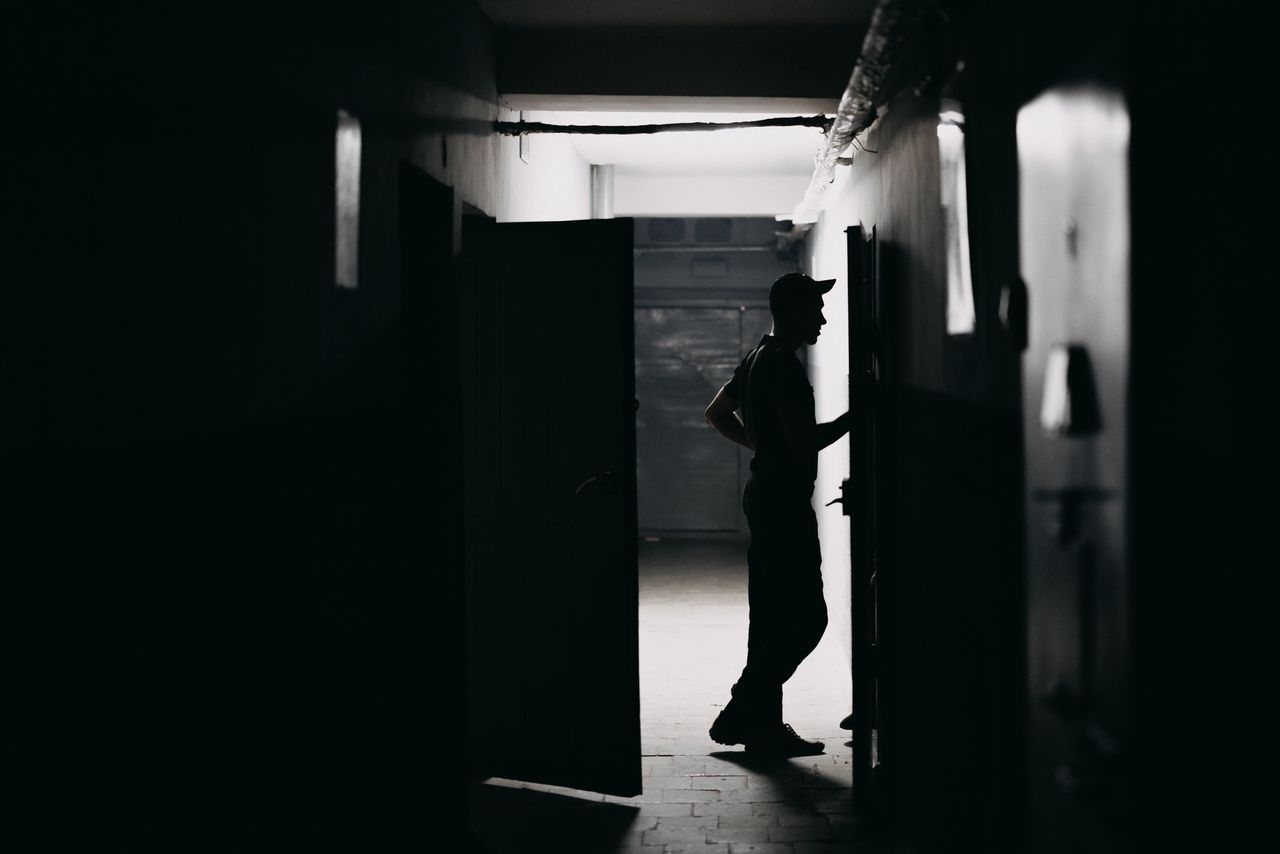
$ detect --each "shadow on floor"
[708,750,891,847]
[706,749,807,775]
[708,749,854,806]
[468,782,641,854]
[711,752,890,839]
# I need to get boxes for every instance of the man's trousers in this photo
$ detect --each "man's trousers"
[728,475,829,729]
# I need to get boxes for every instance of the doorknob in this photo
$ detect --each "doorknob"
[574,470,617,495]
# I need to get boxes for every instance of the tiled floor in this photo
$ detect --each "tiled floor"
[471,537,883,853]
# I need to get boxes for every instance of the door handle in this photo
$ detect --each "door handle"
[574,470,617,495]
[825,479,853,516]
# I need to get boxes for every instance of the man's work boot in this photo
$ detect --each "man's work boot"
[744,723,825,757]
[709,701,757,746]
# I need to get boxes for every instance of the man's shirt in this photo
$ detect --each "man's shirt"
[723,335,817,491]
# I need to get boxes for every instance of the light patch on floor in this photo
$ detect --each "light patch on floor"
[636,538,852,760]
[472,537,880,853]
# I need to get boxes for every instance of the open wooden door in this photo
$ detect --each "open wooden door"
[461,217,640,797]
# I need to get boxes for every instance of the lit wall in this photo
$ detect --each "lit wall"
[379,83,591,228]
[803,166,863,680]
[614,173,809,216]
[496,109,593,222]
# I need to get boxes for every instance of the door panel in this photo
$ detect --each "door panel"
[463,217,640,797]
[846,224,890,815]
[1018,86,1130,851]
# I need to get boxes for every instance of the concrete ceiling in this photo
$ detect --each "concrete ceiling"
[476,0,875,28]
[481,0,874,103]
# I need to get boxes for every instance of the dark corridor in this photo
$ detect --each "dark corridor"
[4,3,1265,852]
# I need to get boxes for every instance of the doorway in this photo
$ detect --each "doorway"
[465,113,864,852]
[631,215,857,841]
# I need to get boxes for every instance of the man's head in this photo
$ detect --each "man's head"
[769,272,835,346]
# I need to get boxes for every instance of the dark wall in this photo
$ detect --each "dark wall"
[1123,2,1265,847]
[828,1,1264,850]
[5,4,489,845]
[496,25,867,100]
[4,2,1263,848]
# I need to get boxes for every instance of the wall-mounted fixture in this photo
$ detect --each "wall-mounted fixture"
[1039,344,1103,436]
[335,109,361,290]
[518,111,530,163]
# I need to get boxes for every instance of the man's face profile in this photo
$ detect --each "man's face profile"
[782,296,826,345]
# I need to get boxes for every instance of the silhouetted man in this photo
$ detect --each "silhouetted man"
[704,272,850,756]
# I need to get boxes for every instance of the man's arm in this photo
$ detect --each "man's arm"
[815,412,852,450]
[773,359,850,457]
[778,407,850,456]
[705,387,754,451]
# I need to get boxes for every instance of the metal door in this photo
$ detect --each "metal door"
[845,224,891,815]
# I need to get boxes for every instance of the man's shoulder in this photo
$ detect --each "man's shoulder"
[757,346,803,377]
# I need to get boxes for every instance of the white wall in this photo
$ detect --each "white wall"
[804,165,866,674]
[387,84,591,228]
[496,107,593,222]
[614,173,809,216]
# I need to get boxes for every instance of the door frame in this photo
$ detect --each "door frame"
[847,223,895,816]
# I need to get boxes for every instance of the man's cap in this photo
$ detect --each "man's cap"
[769,272,836,315]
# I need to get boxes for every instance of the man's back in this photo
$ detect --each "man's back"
[727,335,817,491]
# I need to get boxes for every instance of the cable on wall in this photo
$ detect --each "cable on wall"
[494,115,832,135]
[785,0,928,235]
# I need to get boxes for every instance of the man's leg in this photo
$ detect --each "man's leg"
[711,478,778,743]
[741,499,827,755]
[710,519,779,744]
[730,531,789,729]
[774,507,827,685]
[712,489,827,750]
